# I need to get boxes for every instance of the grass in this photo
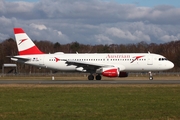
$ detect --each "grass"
[0,84,180,120]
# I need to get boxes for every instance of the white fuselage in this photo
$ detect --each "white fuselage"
[11,53,174,72]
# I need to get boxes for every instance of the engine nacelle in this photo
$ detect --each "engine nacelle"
[98,67,128,77]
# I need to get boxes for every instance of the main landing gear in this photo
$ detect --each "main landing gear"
[88,74,102,80]
[149,71,153,80]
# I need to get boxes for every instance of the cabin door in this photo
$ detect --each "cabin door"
[147,55,153,65]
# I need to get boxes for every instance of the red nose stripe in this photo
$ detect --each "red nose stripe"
[19,46,44,55]
[14,28,25,34]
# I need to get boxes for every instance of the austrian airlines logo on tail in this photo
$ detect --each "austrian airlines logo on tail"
[131,56,144,63]
[18,38,27,45]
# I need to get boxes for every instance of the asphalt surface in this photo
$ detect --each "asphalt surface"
[0,80,180,84]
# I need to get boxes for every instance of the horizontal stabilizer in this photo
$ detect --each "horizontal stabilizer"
[8,56,30,61]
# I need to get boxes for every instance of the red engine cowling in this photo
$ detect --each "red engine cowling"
[101,67,128,77]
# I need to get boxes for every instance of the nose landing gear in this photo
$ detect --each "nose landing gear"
[149,71,153,80]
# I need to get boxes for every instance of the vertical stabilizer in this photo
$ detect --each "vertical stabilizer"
[14,28,44,55]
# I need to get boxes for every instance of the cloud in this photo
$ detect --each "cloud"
[30,23,47,30]
[106,27,150,42]
[0,0,180,45]
[95,34,113,44]
[0,32,9,40]
[160,34,180,42]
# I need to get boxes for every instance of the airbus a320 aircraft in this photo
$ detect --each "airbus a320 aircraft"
[10,28,174,80]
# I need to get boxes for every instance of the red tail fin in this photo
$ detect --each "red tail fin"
[14,28,44,55]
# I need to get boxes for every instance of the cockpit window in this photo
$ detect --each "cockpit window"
[159,58,168,61]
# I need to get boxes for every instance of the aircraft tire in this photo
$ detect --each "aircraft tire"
[96,75,102,80]
[88,74,94,80]
[149,76,153,80]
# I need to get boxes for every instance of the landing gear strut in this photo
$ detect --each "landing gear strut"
[149,71,153,80]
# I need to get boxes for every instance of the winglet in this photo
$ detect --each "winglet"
[14,28,44,55]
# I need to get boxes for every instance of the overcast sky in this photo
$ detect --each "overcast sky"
[1,0,180,45]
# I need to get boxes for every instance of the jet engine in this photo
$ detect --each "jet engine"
[97,67,128,77]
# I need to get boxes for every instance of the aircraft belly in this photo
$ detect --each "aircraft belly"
[44,61,76,71]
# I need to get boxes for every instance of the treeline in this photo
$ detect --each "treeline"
[1,38,180,73]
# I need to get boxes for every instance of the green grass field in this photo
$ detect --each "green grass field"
[0,84,180,120]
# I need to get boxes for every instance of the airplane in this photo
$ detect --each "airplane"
[10,28,174,80]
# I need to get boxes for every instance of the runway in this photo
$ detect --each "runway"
[0,80,180,84]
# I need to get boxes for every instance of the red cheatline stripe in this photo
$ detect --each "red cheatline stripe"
[19,46,44,55]
[14,28,25,34]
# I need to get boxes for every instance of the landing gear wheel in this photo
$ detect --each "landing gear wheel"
[88,74,94,80]
[149,76,153,80]
[95,75,102,80]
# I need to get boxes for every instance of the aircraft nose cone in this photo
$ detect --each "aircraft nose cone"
[169,61,174,69]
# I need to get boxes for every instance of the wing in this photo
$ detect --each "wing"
[64,59,114,73]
